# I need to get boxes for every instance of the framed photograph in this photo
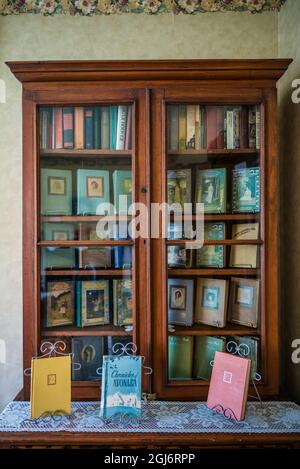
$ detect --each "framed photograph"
[72,337,105,381]
[196,168,226,213]
[53,230,69,241]
[228,277,259,328]
[81,280,110,327]
[46,281,75,327]
[169,285,187,311]
[48,176,66,196]
[86,176,104,198]
[168,246,193,268]
[195,278,229,328]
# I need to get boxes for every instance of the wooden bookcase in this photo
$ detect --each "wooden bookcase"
[7,59,291,402]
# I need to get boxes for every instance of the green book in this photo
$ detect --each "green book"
[232,167,260,213]
[193,336,226,380]
[94,107,101,149]
[77,169,110,215]
[40,169,72,216]
[100,106,110,150]
[76,281,82,327]
[227,335,260,379]
[41,222,75,270]
[113,170,132,215]
[168,336,193,380]
[196,222,225,268]
[196,168,226,213]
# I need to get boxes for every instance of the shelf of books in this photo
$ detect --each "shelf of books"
[165,103,262,386]
[39,104,135,383]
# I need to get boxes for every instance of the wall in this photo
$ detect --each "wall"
[0,12,278,410]
[278,0,300,402]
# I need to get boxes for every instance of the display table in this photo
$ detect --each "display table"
[0,401,300,448]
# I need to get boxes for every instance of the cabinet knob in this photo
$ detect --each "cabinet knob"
[141,187,147,194]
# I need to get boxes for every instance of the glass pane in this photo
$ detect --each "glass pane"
[166,103,262,383]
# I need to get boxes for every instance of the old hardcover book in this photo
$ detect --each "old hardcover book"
[79,247,111,269]
[41,168,72,216]
[109,106,118,150]
[226,109,234,149]
[72,336,104,381]
[240,106,249,149]
[54,107,63,149]
[230,222,259,268]
[178,105,187,150]
[168,105,179,150]
[232,167,260,213]
[63,107,74,148]
[256,105,261,150]
[77,280,110,327]
[77,169,110,215]
[167,246,193,268]
[195,278,229,328]
[196,222,225,268]
[168,335,194,380]
[186,105,196,149]
[167,169,192,209]
[193,336,226,381]
[207,351,251,421]
[84,107,94,149]
[40,107,52,149]
[42,222,75,269]
[196,168,226,213]
[125,106,132,150]
[248,106,256,148]
[113,170,132,214]
[228,277,260,328]
[206,106,218,150]
[216,107,224,149]
[116,105,128,150]
[195,105,201,150]
[74,106,84,149]
[30,355,71,419]
[114,246,132,269]
[100,355,142,419]
[100,106,110,150]
[227,335,260,379]
[113,279,133,326]
[94,106,101,149]
[168,278,194,326]
[45,280,75,328]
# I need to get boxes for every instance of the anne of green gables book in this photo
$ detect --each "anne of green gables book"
[100,355,142,419]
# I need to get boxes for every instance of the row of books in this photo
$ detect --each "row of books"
[168,335,260,381]
[41,168,132,215]
[42,336,132,382]
[168,167,260,213]
[168,222,259,269]
[168,105,260,151]
[43,279,132,329]
[40,105,132,151]
[168,276,260,329]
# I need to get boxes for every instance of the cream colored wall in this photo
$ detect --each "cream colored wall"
[278,0,300,402]
[0,12,278,411]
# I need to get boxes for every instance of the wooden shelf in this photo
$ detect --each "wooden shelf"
[169,213,260,221]
[169,268,258,276]
[169,323,259,336]
[40,149,132,158]
[168,149,259,156]
[42,269,132,277]
[42,325,132,337]
[166,239,263,246]
[41,215,131,223]
[38,240,133,247]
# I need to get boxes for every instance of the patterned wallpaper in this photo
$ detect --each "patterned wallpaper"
[0,1,287,16]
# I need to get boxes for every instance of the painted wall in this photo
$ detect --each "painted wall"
[278,0,300,403]
[0,12,278,410]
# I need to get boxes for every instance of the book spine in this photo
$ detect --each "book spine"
[110,106,118,150]
[194,105,200,150]
[178,105,187,151]
[186,105,196,149]
[54,107,63,149]
[233,108,240,149]
[100,107,110,150]
[216,107,224,149]
[40,109,46,149]
[255,105,261,150]
[168,105,179,151]
[125,106,132,150]
[74,107,84,149]
[114,247,123,269]
[84,107,94,149]
[76,281,82,327]
[226,110,234,149]
[240,106,248,149]
[50,109,55,149]
[248,106,256,148]
[206,106,218,150]
[63,107,74,148]
[116,105,128,150]
[94,107,101,150]
[201,107,206,149]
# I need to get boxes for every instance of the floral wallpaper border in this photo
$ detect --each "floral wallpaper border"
[0,1,288,16]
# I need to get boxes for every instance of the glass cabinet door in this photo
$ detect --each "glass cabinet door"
[38,103,137,386]
[161,102,263,396]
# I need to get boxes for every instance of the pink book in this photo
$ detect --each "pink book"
[54,108,63,149]
[207,351,251,421]
[125,106,132,150]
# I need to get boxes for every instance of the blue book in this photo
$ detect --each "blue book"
[114,246,132,269]
[100,355,142,419]
[84,107,94,149]
[109,106,118,150]
[77,169,110,215]
[41,169,72,215]
[94,107,101,149]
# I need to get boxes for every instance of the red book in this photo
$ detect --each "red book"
[125,106,132,150]
[54,107,63,149]
[207,351,251,421]
[216,107,224,149]
[206,106,218,149]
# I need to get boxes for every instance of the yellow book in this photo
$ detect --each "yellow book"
[30,355,71,419]
[178,105,187,151]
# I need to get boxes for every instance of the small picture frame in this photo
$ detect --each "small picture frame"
[53,230,69,241]
[169,285,187,311]
[195,278,229,328]
[48,176,66,196]
[201,286,220,310]
[86,176,104,198]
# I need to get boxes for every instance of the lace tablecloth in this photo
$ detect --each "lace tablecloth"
[0,401,300,433]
